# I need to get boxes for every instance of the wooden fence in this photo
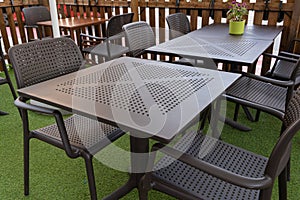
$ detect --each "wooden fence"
[1,0,300,73]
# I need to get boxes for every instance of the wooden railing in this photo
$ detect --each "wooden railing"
[0,0,299,73]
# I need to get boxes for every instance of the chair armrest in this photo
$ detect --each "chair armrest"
[24,25,39,29]
[242,72,295,87]
[278,51,300,58]
[80,33,106,41]
[15,97,80,158]
[152,143,273,190]
[14,97,57,115]
[79,34,107,51]
[263,52,299,62]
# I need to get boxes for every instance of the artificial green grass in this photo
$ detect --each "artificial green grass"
[1,69,300,199]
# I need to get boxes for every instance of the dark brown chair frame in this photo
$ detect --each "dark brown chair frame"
[8,37,125,200]
[139,86,300,200]
[79,13,134,62]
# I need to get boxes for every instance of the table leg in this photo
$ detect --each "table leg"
[103,136,149,199]
[69,28,75,41]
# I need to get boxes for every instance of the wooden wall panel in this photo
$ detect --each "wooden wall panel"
[0,0,299,73]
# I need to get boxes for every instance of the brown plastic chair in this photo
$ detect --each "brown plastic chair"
[8,37,125,200]
[80,13,134,62]
[22,6,52,41]
[139,86,300,200]
[122,21,156,58]
[226,51,300,123]
[0,36,17,115]
[166,12,191,39]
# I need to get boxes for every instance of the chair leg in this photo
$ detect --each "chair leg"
[255,110,261,122]
[278,167,288,200]
[83,153,97,200]
[233,103,240,121]
[24,136,30,195]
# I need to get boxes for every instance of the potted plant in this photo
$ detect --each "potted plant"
[226,1,248,35]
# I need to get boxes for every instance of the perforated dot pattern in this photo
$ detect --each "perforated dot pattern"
[217,39,256,56]
[153,131,267,199]
[55,60,214,116]
[9,38,83,88]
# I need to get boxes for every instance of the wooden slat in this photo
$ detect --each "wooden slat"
[14,6,26,43]
[190,8,198,31]
[6,7,18,45]
[0,9,10,54]
[139,0,146,21]
[287,0,300,53]
[253,0,264,25]
[201,0,210,27]
[159,4,166,61]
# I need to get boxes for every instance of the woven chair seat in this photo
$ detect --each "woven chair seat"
[226,76,287,112]
[153,131,267,199]
[36,114,123,154]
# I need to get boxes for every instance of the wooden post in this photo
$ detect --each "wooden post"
[131,0,139,21]
[287,0,300,51]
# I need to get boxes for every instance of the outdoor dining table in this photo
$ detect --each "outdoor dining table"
[17,57,240,199]
[37,17,106,42]
[147,23,283,73]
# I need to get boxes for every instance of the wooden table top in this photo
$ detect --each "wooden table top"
[37,17,106,29]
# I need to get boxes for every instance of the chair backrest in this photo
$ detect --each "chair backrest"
[123,21,155,57]
[166,12,191,39]
[22,6,51,26]
[8,37,83,89]
[263,86,300,197]
[106,13,134,37]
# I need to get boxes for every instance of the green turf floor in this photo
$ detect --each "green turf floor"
[1,69,300,199]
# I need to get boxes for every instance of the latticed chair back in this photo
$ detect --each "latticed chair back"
[139,87,300,200]
[123,21,156,57]
[0,36,17,115]
[106,13,134,37]
[10,37,83,89]
[8,37,125,200]
[80,13,133,63]
[166,12,191,39]
[22,6,51,40]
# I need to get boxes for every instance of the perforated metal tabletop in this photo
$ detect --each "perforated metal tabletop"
[147,23,282,69]
[18,57,240,143]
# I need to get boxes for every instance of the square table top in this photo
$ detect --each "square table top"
[18,57,240,143]
[37,17,106,29]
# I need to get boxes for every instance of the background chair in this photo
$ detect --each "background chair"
[22,6,52,41]
[165,13,216,69]
[166,12,191,39]
[80,13,134,63]
[8,37,125,200]
[139,86,300,200]
[0,36,17,115]
[122,21,156,58]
